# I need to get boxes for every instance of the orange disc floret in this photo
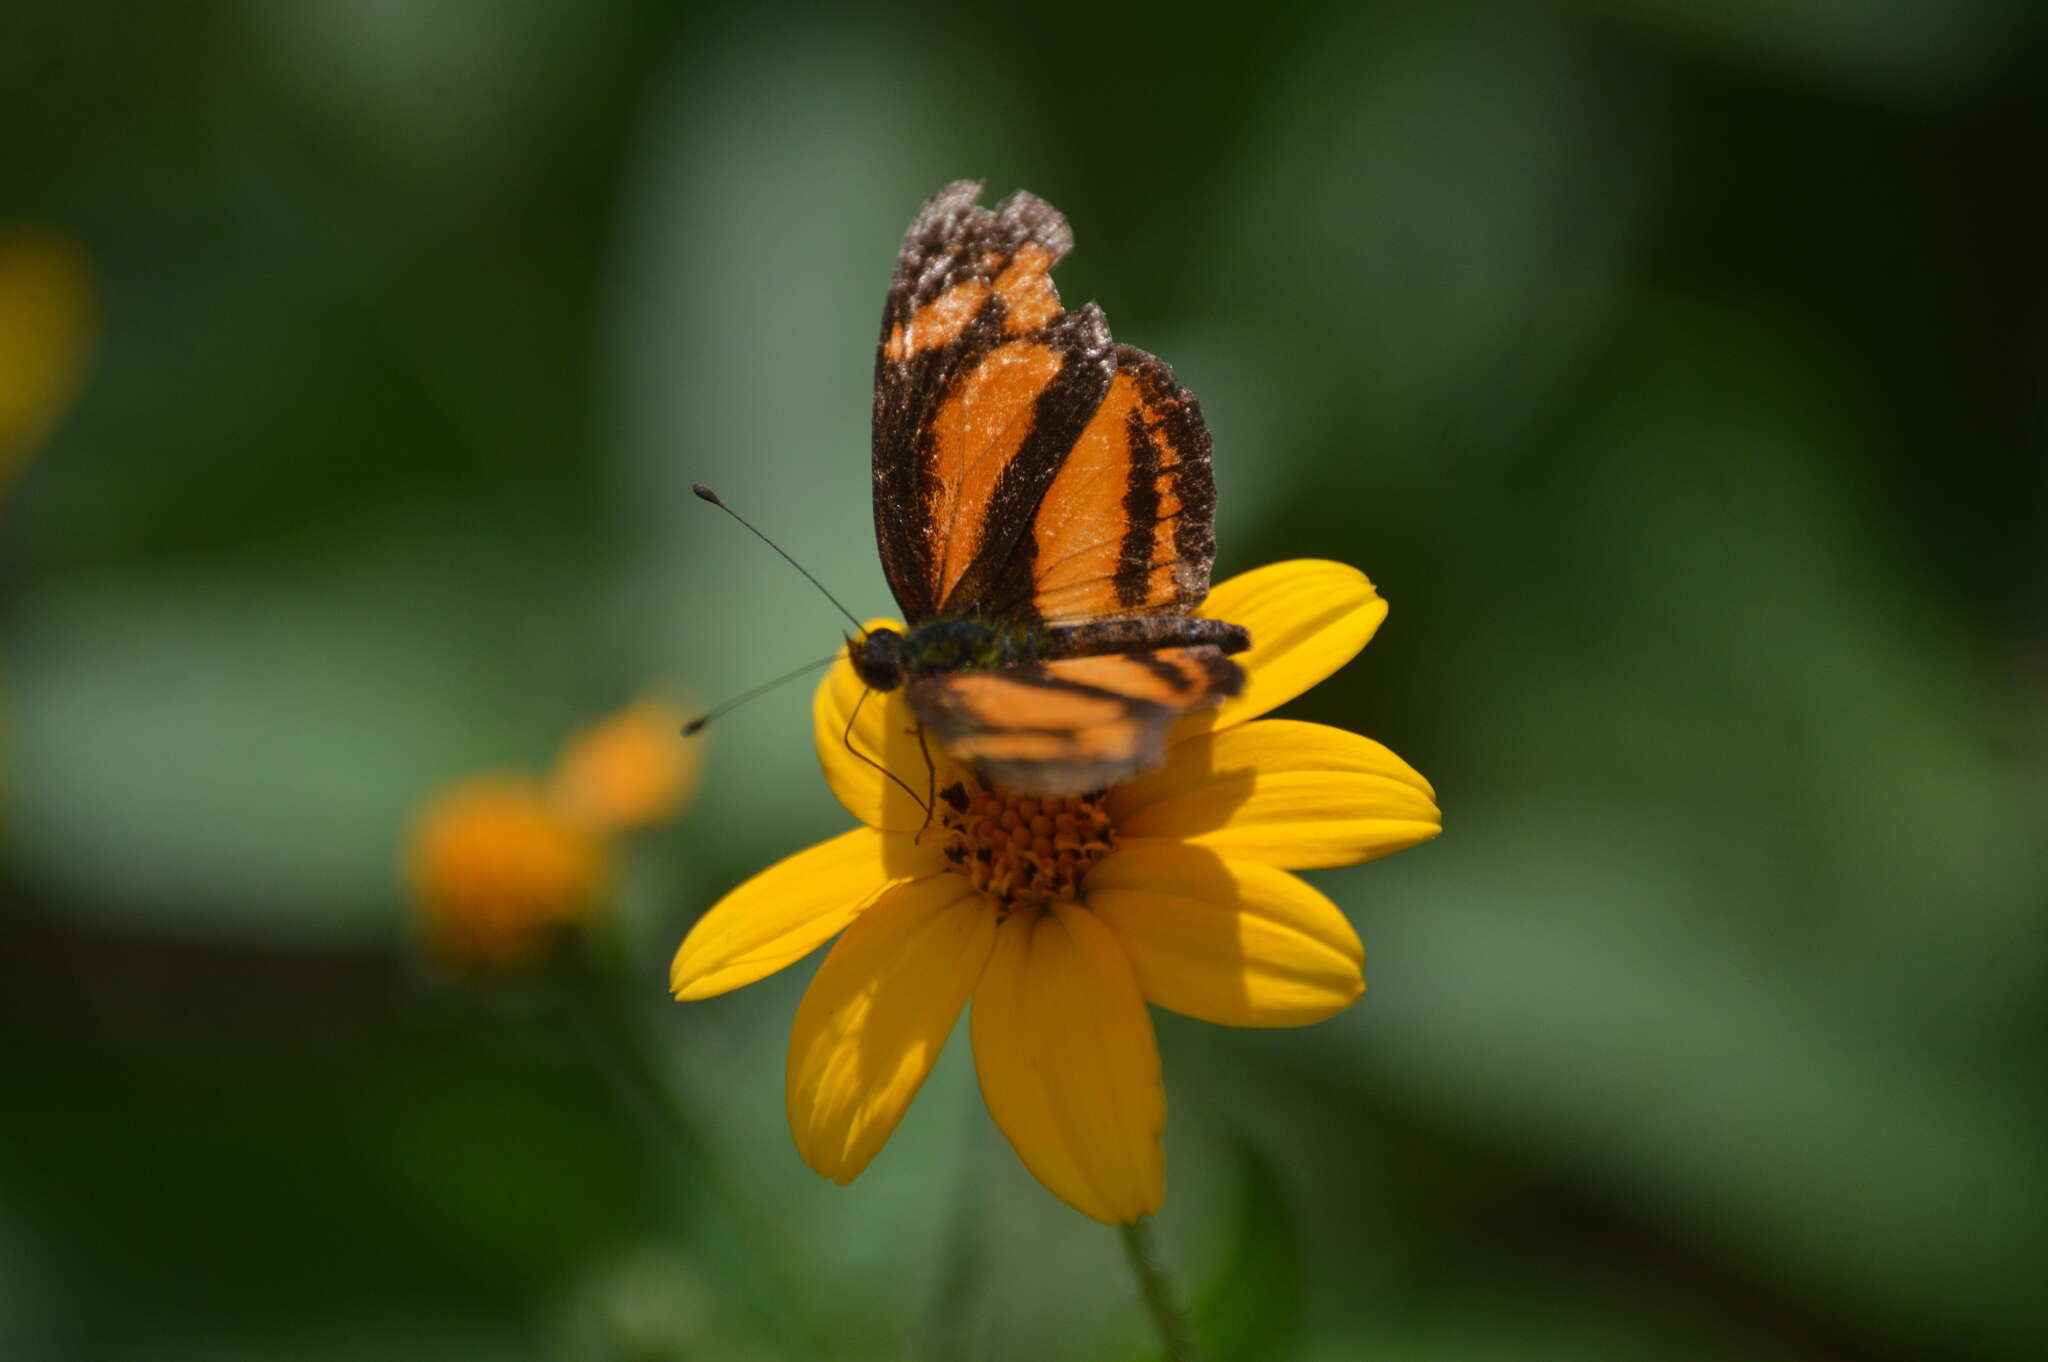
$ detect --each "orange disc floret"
[939,782,1116,912]
[406,774,607,968]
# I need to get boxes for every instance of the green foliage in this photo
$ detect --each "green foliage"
[1190,1149,1304,1362]
[3,1,2043,1359]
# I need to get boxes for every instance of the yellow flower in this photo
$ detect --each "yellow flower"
[407,774,608,968]
[406,693,699,970]
[0,228,93,493]
[551,696,700,836]
[670,561,1441,1223]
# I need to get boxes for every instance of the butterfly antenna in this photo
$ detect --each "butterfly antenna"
[692,484,865,633]
[683,651,841,735]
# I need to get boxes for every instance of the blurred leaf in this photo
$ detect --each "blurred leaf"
[1214,5,1658,505]
[5,520,590,943]
[1,1016,651,1359]
[1190,1146,1305,1362]
[238,0,628,206]
[4,2,2044,1360]
[1336,813,2048,1358]
[1580,0,2031,102]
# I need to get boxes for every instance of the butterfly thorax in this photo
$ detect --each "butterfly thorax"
[904,618,1048,674]
[850,618,1046,693]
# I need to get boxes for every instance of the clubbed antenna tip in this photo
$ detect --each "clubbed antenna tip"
[689,481,865,632]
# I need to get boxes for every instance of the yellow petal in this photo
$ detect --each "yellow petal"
[1109,719,1440,869]
[812,618,945,833]
[670,826,942,1000]
[1086,843,1364,1027]
[971,903,1165,1223]
[1186,559,1389,736]
[787,874,995,1183]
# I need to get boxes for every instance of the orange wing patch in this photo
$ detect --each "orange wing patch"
[994,244,1061,334]
[883,276,992,362]
[1032,648,1234,709]
[1024,370,1144,617]
[925,340,1065,605]
[1026,346,1216,624]
[919,669,1132,735]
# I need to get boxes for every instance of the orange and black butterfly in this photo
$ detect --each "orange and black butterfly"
[849,180,1250,796]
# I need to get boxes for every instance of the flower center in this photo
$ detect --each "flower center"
[938,781,1116,912]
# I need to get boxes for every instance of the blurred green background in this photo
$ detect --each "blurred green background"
[4,2,2045,1359]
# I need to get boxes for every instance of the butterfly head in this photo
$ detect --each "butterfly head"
[850,628,907,692]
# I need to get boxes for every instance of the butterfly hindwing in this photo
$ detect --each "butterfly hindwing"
[985,343,1216,624]
[907,647,1243,797]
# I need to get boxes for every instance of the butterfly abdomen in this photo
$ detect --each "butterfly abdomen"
[1044,616,1249,660]
[900,615,1249,679]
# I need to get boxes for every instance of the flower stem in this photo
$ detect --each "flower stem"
[1118,1216,1203,1362]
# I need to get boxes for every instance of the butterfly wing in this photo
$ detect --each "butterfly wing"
[908,647,1242,797]
[953,341,1219,627]
[873,182,1225,629]
[875,182,1243,794]
[872,180,1116,624]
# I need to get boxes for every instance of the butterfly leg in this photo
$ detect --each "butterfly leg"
[842,686,931,824]
[913,723,938,842]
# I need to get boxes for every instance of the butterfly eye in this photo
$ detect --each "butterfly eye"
[852,629,907,691]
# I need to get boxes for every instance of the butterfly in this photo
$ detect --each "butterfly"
[847,180,1250,797]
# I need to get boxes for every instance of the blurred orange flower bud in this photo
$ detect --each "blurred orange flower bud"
[406,774,608,969]
[550,696,699,836]
[0,227,93,491]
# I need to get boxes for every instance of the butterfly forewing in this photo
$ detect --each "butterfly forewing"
[919,308,1116,616]
[987,344,1216,624]
[872,182,1114,623]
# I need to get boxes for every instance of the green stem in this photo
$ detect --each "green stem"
[1119,1216,1203,1362]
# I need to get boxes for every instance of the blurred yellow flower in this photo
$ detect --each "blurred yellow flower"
[406,693,698,970]
[408,774,608,968]
[0,227,93,492]
[0,228,92,829]
[670,560,1440,1223]
[551,696,699,836]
